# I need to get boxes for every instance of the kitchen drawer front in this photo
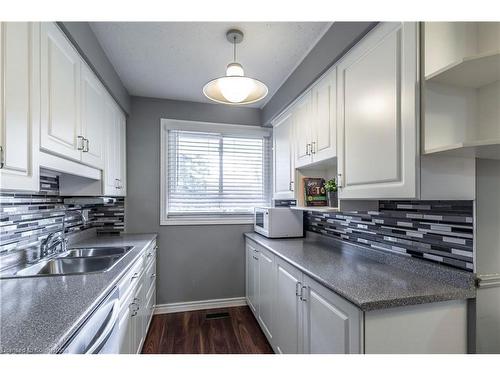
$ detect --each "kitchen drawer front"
[118,257,143,300]
[144,257,157,293]
[142,241,157,267]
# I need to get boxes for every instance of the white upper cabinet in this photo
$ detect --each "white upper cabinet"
[272,111,294,199]
[0,22,40,192]
[311,68,337,162]
[117,109,127,195]
[40,22,82,162]
[80,64,106,169]
[293,91,313,168]
[103,94,127,196]
[336,22,419,199]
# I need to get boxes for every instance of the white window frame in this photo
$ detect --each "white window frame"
[160,118,272,226]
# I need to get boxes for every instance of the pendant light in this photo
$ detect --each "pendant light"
[203,29,268,105]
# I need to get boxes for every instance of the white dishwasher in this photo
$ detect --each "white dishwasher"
[60,287,120,354]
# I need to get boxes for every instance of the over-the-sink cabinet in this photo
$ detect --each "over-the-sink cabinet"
[40,22,107,170]
[0,22,40,191]
[336,22,419,199]
[272,111,294,199]
[80,64,106,169]
[40,22,83,162]
[1,21,127,194]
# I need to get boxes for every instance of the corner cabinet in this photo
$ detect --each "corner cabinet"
[336,22,419,199]
[272,111,295,199]
[0,22,40,192]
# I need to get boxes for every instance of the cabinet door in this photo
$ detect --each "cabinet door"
[117,108,127,195]
[294,92,313,168]
[311,69,337,162]
[245,241,259,315]
[118,298,133,354]
[258,247,275,341]
[337,22,418,199]
[272,111,294,199]
[40,22,82,161]
[80,64,105,169]
[131,280,145,354]
[302,275,362,354]
[274,258,303,354]
[0,22,40,191]
[103,95,119,195]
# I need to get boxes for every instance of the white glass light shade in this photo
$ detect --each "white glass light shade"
[203,63,268,105]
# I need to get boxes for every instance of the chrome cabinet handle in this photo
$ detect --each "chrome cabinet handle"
[151,273,156,278]
[147,252,152,258]
[295,281,302,297]
[252,255,258,260]
[289,181,294,192]
[337,173,343,188]
[131,272,139,280]
[84,138,90,152]
[311,141,316,154]
[300,285,308,301]
[77,136,85,151]
[0,145,4,169]
[305,143,310,156]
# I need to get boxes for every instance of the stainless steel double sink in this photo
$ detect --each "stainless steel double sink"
[14,246,133,277]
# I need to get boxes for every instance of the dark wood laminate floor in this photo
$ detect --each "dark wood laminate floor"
[142,306,274,354]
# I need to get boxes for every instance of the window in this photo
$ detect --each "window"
[161,119,271,225]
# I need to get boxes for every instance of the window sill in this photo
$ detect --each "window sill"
[160,217,254,226]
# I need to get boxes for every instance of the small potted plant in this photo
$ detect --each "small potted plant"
[324,179,338,207]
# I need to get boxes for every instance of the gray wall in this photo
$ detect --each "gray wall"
[126,96,261,304]
[261,22,377,125]
[58,22,131,114]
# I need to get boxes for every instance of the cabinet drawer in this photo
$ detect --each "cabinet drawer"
[142,241,157,267]
[144,257,157,293]
[118,258,143,300]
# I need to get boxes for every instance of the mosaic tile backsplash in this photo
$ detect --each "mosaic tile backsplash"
[0,174,125,256]
[305,200,474,272]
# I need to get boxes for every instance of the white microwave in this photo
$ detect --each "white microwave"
[254,207,303,238]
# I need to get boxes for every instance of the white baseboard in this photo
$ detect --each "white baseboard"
[154,297,247,315]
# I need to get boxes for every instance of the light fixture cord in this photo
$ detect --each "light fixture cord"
[233,36,236,62]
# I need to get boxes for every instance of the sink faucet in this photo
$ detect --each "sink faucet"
[40,209,88,258]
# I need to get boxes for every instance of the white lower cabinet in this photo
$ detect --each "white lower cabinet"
[245,238,468,354]
[245,242,259,315]
[302,275,361,353]
[117,241,157,354]
[274,257,303,354]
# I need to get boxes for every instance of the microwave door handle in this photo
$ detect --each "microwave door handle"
[85,298,120,354]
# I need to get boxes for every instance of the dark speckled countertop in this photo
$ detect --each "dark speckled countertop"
[0,233,157,354]
[244,232,475,311]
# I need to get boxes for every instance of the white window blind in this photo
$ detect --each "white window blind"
[165,127,271,220]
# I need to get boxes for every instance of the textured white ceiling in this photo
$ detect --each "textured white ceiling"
[89,22,332,108]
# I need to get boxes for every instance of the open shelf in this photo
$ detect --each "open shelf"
[423,139,500,159]
[291,206,340,213]
[425,51,500,89]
